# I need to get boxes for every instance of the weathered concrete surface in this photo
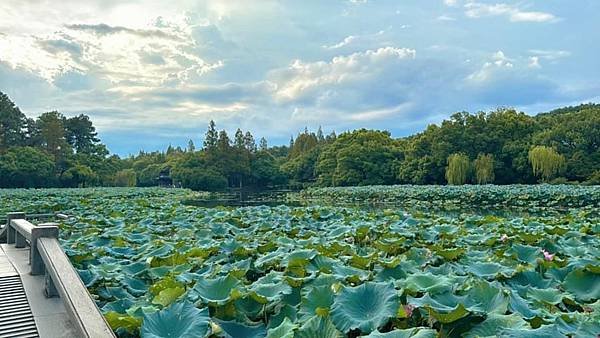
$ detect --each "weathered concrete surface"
[1,244,78,338]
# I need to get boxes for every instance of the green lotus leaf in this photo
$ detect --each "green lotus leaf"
[466,262,506,279]
[295,316,342,338]
[507,291,540,320]
[331,282,399,334]
[464,280,508,314]
[331,263,369,282]
[428,303,469,324]
[152,286,186,307]
[409,292,469,324]
[266,317,297,338]
[508,271,553,289]
[307,255,336,273]
[148,266,172,279]
[105,311,142,333]
[402,272,453,294]
[574,321,600,338]
[432,246,465,261]
[122,277,148,297]
[78,269,100,287]
[268,304,298,329]
[214,319,266,338]
[375,265,407,282]
[464,313,528,338]
[300,284,335,318]
[285,249,318,266]
[121,261,148,276]
[193,275,242,305]
[563,269,600,302]
[527,287,563,305]
[99,286,134,300]
[141,301,210,338]
[250,272,292,303]
[102,299,135,314]
[363,328,437,338]
[255,250,285,268]
[509,244,540,264]
[149,277,184,296]
[499,324,562,338]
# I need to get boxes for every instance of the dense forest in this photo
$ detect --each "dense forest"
[0,91,598,189]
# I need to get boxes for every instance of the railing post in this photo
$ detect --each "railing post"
[6,212,25,244]
[44,272,59,297]
[31,222,59,275]
[15,230,27,248]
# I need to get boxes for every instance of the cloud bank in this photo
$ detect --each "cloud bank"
[0,0,596,155]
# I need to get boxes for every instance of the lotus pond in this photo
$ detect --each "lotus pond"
[1,187,599,337]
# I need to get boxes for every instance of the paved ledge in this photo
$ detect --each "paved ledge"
[1,244,79,338]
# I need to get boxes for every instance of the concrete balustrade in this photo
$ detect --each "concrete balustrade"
[2,212,115,338]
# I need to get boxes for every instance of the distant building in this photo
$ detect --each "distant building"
[157,168,173,187]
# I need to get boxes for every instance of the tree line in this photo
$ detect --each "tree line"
[0,91,598,189]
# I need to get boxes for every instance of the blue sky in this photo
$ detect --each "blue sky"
[0,0,598,156]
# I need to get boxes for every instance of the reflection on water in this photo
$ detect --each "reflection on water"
[181,191,566,218]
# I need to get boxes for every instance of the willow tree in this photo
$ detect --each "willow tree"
[445,153,470,185]
[528,146,565,182]
[474,153,495,184]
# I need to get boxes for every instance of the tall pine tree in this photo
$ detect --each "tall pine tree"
[204,120,218,151]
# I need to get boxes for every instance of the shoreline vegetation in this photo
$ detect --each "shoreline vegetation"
[1,91,599,190]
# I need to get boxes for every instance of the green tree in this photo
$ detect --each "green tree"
[250,151,287,187]
[37,111,71,158]
[137,164,166,186]
[528,146,565,182]
[445,153,470,185]
[316,126,325,143]
[113,169,137,187]
[64,114,100,154]
[259,137,268,151]
[62,164,96,187]
[187,140,195,152]
[474,153,495,184]
[0,92,27,150]
[203,120,218,151]
[289,131,318,159]
[244,131,256,153]
[316,129,400,186]
[172,167,228,191]
[171,152,228,191]
[0,147,55,187]
[234,128,245,150]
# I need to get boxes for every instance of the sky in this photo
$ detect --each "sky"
[0,0,598,156]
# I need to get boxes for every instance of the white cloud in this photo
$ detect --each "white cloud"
[437,15,457,21]
[323,36,357,49]
[0,16,223,87]
[464,2,557,23]
[322,30,387,50]
[468,50,514,82]
[528,56,541,69]
[444,0,458,6]
[271,47,416,103]
[528,49,571,61]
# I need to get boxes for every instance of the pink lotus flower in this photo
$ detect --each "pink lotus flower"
[500,234,509,242]
[542,249,554,261]
[403,304,415,317]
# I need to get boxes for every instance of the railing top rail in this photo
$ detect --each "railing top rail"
[10,218,36,240]
[38,237,116,337]
[2,212,70,224]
